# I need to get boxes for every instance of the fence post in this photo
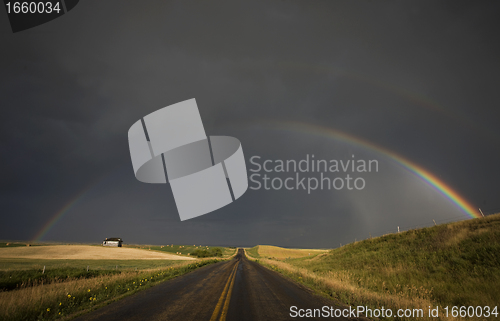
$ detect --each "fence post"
[479,208,485,218]
[42,266,45,274]
[87,266,89,272]
[397,226,400,233]
[433,219,437,226]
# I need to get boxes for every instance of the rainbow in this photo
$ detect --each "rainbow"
[33,119,480,242]
[32,180,98,242]
[262,120,480,219]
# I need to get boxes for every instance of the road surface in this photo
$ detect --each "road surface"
[74,249,360,321]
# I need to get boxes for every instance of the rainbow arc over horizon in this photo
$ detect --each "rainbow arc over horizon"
[33,121,480,242]
[265,120,479,219]
[32,180,98,242]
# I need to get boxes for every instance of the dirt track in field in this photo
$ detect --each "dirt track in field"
[0,245,195,260]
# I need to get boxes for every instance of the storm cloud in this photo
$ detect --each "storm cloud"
[1,1,499,247]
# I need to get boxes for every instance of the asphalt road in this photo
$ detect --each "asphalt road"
[74,249,360,321]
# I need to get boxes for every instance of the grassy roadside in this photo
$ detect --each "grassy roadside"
[245,246,261,258]
[246,245,327,259]
[252,256,437,321]
[247,214,500,321]
[0,259,222,321]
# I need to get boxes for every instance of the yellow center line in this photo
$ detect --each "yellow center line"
[209,262,238,321]
[218,260,238,321]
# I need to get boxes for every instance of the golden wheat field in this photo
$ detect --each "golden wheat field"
[0,245,195,260]
[256,245,327,259]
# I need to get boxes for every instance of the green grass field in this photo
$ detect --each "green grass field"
[0,258,184,271]
[123,244,236,258]
[256,213,500,320]
[0,267,122,291]
[0,259,187,292]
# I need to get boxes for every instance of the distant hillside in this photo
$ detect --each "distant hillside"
[123,244,235,258]
[246,245,327,259]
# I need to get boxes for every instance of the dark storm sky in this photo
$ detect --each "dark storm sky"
[1,1,499,248]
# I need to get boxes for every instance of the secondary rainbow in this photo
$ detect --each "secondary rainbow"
[272,61,498,141]
[263,120,480,219]
[32,181,96,242]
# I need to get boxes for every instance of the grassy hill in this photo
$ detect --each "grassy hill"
[255,213,500,320]
[246,245,327,259]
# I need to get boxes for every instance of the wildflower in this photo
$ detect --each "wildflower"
[59,312,61,315]
[47,308,50,312]
[89,297,92,301]
[68,294,71,298]
[59,302,62,306]
[88,289,90,292]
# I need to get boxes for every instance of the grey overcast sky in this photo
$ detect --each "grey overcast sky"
[1,1,499,248]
